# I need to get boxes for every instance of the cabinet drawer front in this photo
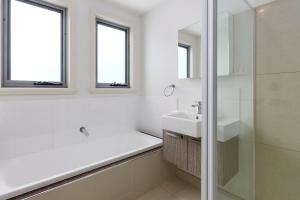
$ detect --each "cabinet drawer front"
[163,131,188,171]
[163,131,178,164]
[188,139,201,178]
[176,135,188,171]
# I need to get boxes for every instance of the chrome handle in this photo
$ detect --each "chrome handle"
[191,138,201,143]
[166,132,178,138]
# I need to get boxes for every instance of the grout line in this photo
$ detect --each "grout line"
[256,70,300,76]
[256,141,300,153]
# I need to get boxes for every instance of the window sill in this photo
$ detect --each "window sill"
[0,87,77,95]
[89,87,136,94]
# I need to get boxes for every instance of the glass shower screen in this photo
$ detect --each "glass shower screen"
[215,0,255,199]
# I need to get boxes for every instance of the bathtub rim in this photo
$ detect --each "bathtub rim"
[1,132,162,200]
[8,147,163,200]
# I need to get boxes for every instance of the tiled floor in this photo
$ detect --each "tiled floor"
[136,177,201,200]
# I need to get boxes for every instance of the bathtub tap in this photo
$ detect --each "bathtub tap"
[80,126,90,136]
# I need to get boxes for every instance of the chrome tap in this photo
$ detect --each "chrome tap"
[80,126,90,137]
[192,101,202,115]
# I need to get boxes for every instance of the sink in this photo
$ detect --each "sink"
[161,111,201,138]
[162,111,240,141]
[217,118,240,142]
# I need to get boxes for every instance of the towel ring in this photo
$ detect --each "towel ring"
[163,84,176,97]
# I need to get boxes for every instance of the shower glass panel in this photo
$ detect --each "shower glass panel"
[216,0,255,199]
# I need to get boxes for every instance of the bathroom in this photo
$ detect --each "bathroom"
[0,0,299,199]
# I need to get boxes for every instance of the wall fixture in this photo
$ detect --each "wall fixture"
[163,84,176,97]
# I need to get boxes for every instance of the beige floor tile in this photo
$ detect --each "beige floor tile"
[174,186,201,200]
[217,189,237,200]
[136,187,176,200]
[136,177,201,200]
[130,151,175,197]
[159,177,188,195]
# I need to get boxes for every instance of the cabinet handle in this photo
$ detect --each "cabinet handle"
[166,132,178,138]
[191,138,201,143]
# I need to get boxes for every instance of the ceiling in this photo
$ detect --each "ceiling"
[104,0,169,14]
[181,22,202,37]
[248,0,275,8]
[103,0,275,15]
[218,0,275,14]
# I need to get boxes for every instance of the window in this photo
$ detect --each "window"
[96,18,130,88]
[2,0,67,88]
[178,43,191,79]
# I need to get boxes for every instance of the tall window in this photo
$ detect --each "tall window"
[2,0,67,88]
[178,43,191,79]
[96,18,130,88]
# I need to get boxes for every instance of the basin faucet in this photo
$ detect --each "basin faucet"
[192,101,202,114]
[80,126,90,137]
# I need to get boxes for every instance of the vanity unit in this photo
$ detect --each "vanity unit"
[163,131,201,177]
[162,111,240,186]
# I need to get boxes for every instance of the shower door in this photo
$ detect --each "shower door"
[202,0,255,200]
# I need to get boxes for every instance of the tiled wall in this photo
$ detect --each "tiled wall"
[255,0,300,199]
[0,96,139,160]
[0,0,142,161]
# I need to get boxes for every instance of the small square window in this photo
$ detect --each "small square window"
[96,19,130,88]
[2,0,67,88]
[178,43,191,79]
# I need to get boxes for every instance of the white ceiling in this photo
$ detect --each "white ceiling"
[218,0,250,14]
[103,0,275,16]
[248,0,275,8]
[104,0,169,14]
[182,22,202,37]
[218,0,275,14]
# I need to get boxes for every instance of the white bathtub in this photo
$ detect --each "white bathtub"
[0,131,162,200]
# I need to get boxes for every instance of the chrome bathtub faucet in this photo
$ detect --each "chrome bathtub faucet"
[80,126,90,137]
[192,101,202,115]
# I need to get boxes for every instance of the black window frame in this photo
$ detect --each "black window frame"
[2,0,68,88]
[178,43,191,79]
[96,18,130,88]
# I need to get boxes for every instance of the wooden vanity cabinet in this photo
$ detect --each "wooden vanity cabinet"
[163,130,201,177]
[163,130,239,186]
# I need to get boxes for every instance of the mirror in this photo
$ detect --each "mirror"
[178,15,234,79]
[178,22,201,79]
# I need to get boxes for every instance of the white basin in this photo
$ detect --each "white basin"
[161,111,201,138]
[217,118,240,142]
[162,111,240,142]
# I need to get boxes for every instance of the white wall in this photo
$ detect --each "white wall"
[0,0,142,160]
[139,0,202,137]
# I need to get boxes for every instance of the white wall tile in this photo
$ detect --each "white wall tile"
[0,0,142,160]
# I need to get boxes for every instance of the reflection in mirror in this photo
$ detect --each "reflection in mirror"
[178,44,190,79]
[178,22,201,79]
[217,12,233,76]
